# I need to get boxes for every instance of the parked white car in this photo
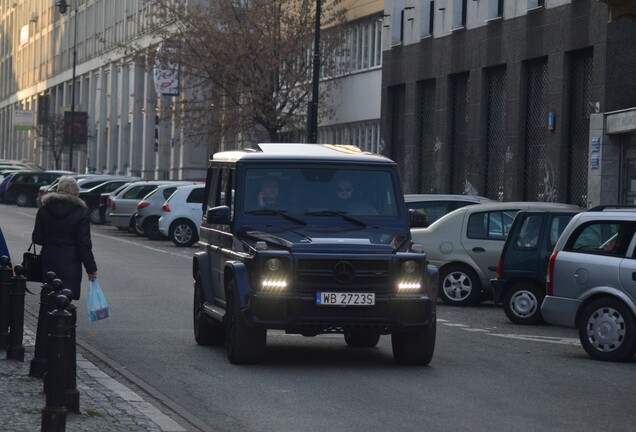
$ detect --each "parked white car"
[158,184,206,247]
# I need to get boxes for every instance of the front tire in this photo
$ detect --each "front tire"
[170,219,198,247]
[578,298,636,362]
[225,280,266,364]
[193,274,224,346]
[132,221,145,237]
[89,206,103,224]
[143,217,165,240]
[439,264,482,306]
[391,320,436,366]
[503,282,545,325]
[344,332,380,348]
[16,192,30,207]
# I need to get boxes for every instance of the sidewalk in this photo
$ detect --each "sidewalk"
[0,325,189,432]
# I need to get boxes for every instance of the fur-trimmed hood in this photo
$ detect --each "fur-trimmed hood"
[41,192,87,218]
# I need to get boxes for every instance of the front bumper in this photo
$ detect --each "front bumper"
[540,295,580,328]
[244,292,435,334]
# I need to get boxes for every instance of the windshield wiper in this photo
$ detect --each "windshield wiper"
[304,210,366,227]
[245,209,306,225]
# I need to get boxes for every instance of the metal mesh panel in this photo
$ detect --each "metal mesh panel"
[523,59,550,201]
[450,73,470,194]
[417,80,438,193]
[567,50,593,207]
[485,66,507,201]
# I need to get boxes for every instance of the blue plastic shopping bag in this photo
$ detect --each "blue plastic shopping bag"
[87,279,110,322]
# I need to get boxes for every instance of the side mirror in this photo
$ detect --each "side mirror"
[205,205,230,225]
[409,209,429,228]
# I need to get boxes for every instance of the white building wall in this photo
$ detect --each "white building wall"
[1,0,384,173]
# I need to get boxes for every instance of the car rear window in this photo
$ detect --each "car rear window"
[187,187,205,203]
[566,221,635,256]
[467,210,518,240]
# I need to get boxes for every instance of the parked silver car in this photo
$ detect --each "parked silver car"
[133,182,200,239]
[411,201,580,306]
[106,181,181,231]
[541,206,636,362]
[405,194,493,227]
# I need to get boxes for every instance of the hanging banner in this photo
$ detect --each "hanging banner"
[13,110,34,130]
[153,41,180,97]
[64,111,88,144]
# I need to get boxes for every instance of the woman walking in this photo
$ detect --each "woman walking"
[32,176,97,299]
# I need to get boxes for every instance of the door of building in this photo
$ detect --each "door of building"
[622,135,636,205]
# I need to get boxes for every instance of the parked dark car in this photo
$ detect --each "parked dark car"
[96,184,131,225]
[491,209,580,324]
[4,171,72,207]
[80,179,138,224]
[0,171,20,203]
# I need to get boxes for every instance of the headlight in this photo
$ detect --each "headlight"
[397,260,422,292]
[401,260,420,274]
[261,258,288,291]
[266,258,281,272]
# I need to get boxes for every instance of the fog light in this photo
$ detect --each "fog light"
[261,279,287,291]
[397,281,421,291]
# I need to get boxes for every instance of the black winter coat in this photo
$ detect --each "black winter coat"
[32,193,97,300]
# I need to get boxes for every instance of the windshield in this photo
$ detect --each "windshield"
[242,167,399,218]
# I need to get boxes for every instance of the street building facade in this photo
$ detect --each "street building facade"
[381,0,636,207]
[0,0,385,180]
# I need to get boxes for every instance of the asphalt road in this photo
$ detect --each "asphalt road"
[2,204,635,432]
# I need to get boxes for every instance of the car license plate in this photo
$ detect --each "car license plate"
[316,292,375,306]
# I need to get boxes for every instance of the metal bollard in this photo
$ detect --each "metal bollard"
[40,294,71,432]
[60,287,79,413]
[0,255,11,350]
[44,279,64,396]
[30,271,57,378]
[7,264,27,361]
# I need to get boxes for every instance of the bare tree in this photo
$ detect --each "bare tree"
[137,0,347,146]
[34,113,66,170]
[34,113,90,170]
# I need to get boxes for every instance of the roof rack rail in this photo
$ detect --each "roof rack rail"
[588,205,636,211]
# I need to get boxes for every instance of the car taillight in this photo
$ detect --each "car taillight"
[6,181,12,189]
[110,200,116,210]
[137,202,150,210]
[495,258,503,279]
[545,251,558,296]
[162,203,171,212]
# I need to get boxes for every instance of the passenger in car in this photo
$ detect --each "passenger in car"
[257,177,279,208]
[333,178,377,215]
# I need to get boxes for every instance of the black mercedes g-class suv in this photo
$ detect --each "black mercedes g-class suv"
[192,143,437,365]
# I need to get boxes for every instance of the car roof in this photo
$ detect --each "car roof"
[419,201,582,230]
[211,143,394,165]
[404,194,492,203]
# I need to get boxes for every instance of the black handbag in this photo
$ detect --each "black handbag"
[22,242,43,282]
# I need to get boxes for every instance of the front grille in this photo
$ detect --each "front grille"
[297,258,390,291]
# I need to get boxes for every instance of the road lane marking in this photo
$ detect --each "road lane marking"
[92,232,193,260]
[489,333,580,345]
[442,323,468,327]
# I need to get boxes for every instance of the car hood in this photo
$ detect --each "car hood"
[240,226,409,253]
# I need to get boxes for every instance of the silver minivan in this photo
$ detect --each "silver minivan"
[541,206,636,362]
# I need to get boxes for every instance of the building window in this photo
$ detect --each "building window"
[420,0,434,37]
[330,17,383,76]
[527,0,545,11]
[452,0,467,30]
[392,0,405,45]
[487,0,503,20]
[318,120,382,154]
